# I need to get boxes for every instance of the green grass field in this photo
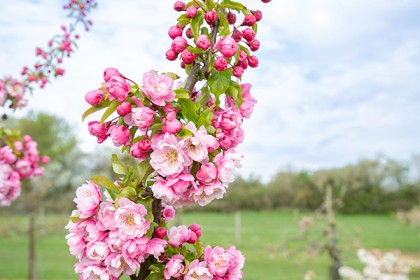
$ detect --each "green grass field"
[0,211,419,280]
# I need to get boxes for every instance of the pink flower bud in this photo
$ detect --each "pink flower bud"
[239,50,248,62]
[171,36,188,53]
[214,56,228,71]
[242,28,256,42]
[219,37,238,57]
[248,39,260,51]
[233,66,245,77]
[168,25,184,39]
[154,227,167,239]
[189,224,202,238]
[252,10,263,21]
[162,204,176,221]
[55,68,65,76]
[166,49,178,61]
[88,121,109,144]
[162,118,182,134]
[197,163,218,184]
[205,10,218,26]
[130,138,151,159]
[231,29,242,42]
[84,90,104,106]
[262,0,271,2]
[35,47,42,55]
[187,231,198,244]
[242,14,256,26]
[106,76,131,102]
[186,5,197,18]
[181,49,195,64]
[103,67,121,82]
[109,125,130,147]
[196,35,211,50]
[226,12,236,25]
[117,102,132,116]
[40,156,50,164]
[247,55,259,68]
[174,1,186,11]
[185,28,194,39]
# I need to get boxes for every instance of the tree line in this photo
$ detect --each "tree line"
[2,111,419,214]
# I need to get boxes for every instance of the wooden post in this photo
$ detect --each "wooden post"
[235,211,241,244]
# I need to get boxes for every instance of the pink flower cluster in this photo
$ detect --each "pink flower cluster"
[166,1,266,77]
[67,183,166,279]
[0,77,26,110]
[164,245,245,280]
[0,134,49,206]
[85,68,257,207]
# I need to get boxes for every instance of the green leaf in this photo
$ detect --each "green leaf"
[162,72,180,80]
[178,98,200,122]
[111,154,128,175]
[100,99,118,124]
[194,240,204,257]
[220,0,245,11]
[196,86,210,108]
[197,108,214,128]
[216,9,230,37]
[174,88,190,99]
[136,160,154,182]
[177,14,191,27]
[208,69,232,105]
[191,11,204,39]
[81,100,110,121]
[90,175,121,195]
[206,0,215,10]
[227,81,243,108]
[145,273,162,280]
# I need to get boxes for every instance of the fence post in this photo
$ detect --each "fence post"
[235,211,241,244]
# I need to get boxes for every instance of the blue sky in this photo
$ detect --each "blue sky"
[1,0,420,182]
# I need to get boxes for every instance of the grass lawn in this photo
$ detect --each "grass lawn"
[0,211,419,279]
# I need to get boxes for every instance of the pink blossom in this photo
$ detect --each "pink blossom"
[150,133,190,177]
[247,55,259,68]
[97,201,117,231]
[241,14,256,26]
[65,232,86,259]
[106,76,130,102]
[164,254,185,279]
[226,83,257,119]
[15,158,33,179]
[171,36,188,53]
[197,35,211,51]
[84,90,104,106]
[88,121,109,144]
[233,66,244,78]
[121,236,149,263]
[219,37,238,57]
[130,138,152,160]
[184,260,213,280]
[86,241,110,264]
[174,1,186,11]
[213,108,244,149]
[205,11,218,26]
[73,181,101,219]
[186,5,198,18]
[248,39,260,52]
[0,164,21,206]
[179,135,208,163]
[166,49,178,61]
[214,56,228,71]
[226,246,245,276]
[167,225,195,247]
[0,146,17,164]
[147,238,167,258]
[204,246,232,277]
[181,49,195,64]
[184,122,219,153]
[189,224,202,238]
[114,198,150,239]
[105,253,139,278]
[142,70,176,106]
[82,265,111,280]
[161,204,176,222]
[168,25,184,39]
[191,180,226,206]
[116,102,132,116]
[108,125,130,147]
[151,173,195,206]
[214,150,243,184]
[242,28,256,42]
[124,104,154,133]
[252,10,263,21]
[196,163,218,185]
[103,67,121,82]
[227,12,237,24]
[154,227,167,239]
[162,117,182,135]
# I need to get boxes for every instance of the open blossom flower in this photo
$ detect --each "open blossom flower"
[106,76,130,102]
[108,125,130,147]
[121,236,149,262]
[150,133,190,177]
[114,198,150,239]
[142,70,175,106]
[226,83,257,119]
[0,163,21,207]
[151,172,195,206]
[124,104,155,134]
[74,181,101,219]
[86,241,110,264]
[82,265,113,280]
[214,149,243,184]
[185,260,213,280]
[192,180,226,206]
[204,246,231,277]
[105,253,140,278]
[167,225,196,247]
[164,254,185,279]
[147,238,167,258]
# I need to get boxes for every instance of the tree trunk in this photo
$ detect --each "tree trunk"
[325,185,342,280]
[28,181,36,280]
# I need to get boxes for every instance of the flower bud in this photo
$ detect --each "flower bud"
[214,56,228,71]
[181,49,195,64]
[117,102,132,116]
[171,36,188,53]
[233,65,245,77]
[242,28,256,42]
[106,76,130,102]
[252,10,263,21]
[231,29,242,42]
[197,163,217,184]
[88,121,109,144]
[130,138,151,159]
[84,90,104,106]
[185,28,194,39]
[238,50,247,62]
[186,5,197,18]
[40,156,51,164]
[219,37,238,57]
[168,25,183,39]
[109,125,130,147]
[154,227,167,239]
[188,224,202,238]
[247,55,259,68]
[166,49,178,61]
[162,118,182,134]
[196,34,211,50]
[226,12,236,25]
[248,39,260,51]
[241,14,256,26]
[262,0,271,3]
[103,67,121,82]
[205,10,218,26]
[187,231,198,244]
[173,1,186,11]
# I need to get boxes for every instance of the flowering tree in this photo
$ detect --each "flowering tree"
[66,0,271,279]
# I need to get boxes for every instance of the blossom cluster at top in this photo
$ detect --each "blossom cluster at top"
[67,181,245,279]
[84,67,256,208]
[0,128,49,206]
[166,0,267,78]
[0,0,96,112]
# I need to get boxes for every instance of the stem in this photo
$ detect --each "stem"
[28,181,36,280]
